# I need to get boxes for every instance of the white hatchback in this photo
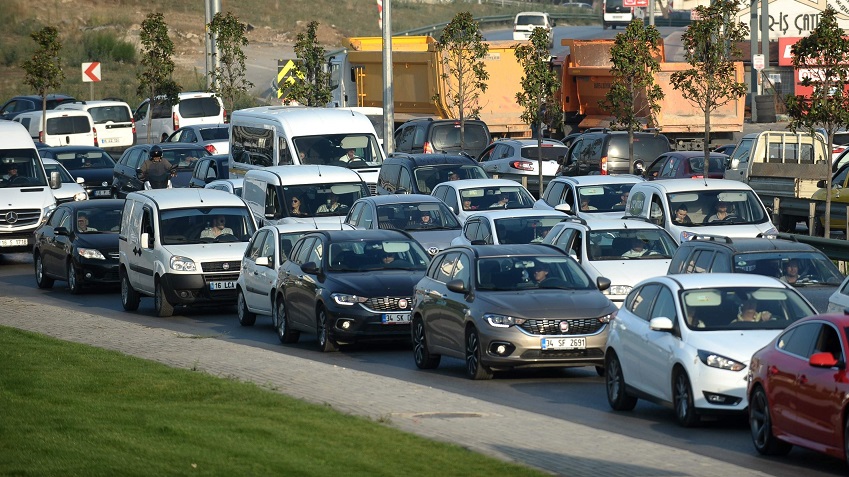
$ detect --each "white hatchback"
[451,209,567,246]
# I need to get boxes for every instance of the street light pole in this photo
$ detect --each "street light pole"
[382,0,395,154]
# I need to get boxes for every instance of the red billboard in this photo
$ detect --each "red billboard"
[623,0,648,6]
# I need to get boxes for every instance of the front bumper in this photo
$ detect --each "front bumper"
[1,232,35,254]
[325,302,412,344]
[160,272,240,306]
[691,363,749,413]
[74,256,120,284]
[477,321,609,370]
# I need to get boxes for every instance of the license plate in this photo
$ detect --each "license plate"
[101,138,119,144]
[381,313,410,324]
[0,239,28,247]
[209,281,236,290]
[94,190,110,196]
[541,337,586,350]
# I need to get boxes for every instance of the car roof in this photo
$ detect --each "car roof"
[356,194,444,205]
[549,175,644,186]
[659,151,729,158]
[264,223,349,234]
[244,165,363,182]
[307,229,411,241]
[457,243,565,258]
[664,273,791,289]
[493,138,565,147]
[442,178,533,189]
[177,124,229,130]
[133,143,208,151]
[386,154,478,165]
[467,209,567,220]
[36,145,109,153]
[56,198,125,212]
[681,236,821,253]
[129,188,248,209]
[634,178,755,192]
[561,218,666,231]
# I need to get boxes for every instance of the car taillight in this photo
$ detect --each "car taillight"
[131,119,136,135]
[834,146,846,155]
[204,144,217,155]
[223,108,227,124]
[93,126,98,146]
[601,156,608,175]
[510,160,534,171]
[38,131,43,142]
[691,175,703,179]
[423,141,434,154]
[173,112,179,131]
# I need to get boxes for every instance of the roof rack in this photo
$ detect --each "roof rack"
[620,215,653,224]
[558,216,587,226]
[690,234,733,243]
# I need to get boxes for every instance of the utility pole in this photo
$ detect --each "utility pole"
[204,0,222,90]
[382,0,395,154]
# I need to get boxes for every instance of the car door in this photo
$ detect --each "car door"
[133,100,150,141]
[426,252,465,353]
[286,237,322,330]
[135,207,157,295]
[253,230,279,315]
[617,283,661,391]
[640,285,679,401]
[766,322,820,433]
[42,207,71,276]
[242,230,269,312]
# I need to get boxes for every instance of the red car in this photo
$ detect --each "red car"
[644,151,728,180]
[747,312,849,464]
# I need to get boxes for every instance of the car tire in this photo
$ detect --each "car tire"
[412,317,440,369]
[316,306,338,352]
[465,327,493,380]
[275,297,299,344]
[750,385,792,455]
[67,260,83,295]
[154,278,174,318]
[605,352,637,411]
[120,269,140,311]
[673,369,699,427]
[34,252,54,289]
[236,289,256,326]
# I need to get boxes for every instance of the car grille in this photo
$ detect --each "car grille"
[364,296,412,312]
[520,348,605,359]
[202,272,240,283]
[519,318,605,336]
[107,252,120,260]
[201,261,241,272]
[367,183,377,195]
[0,208,42,227]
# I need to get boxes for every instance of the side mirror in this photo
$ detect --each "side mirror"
[76,176,85,184]
[140,232,152,249]
[554,203,573,214]
[301,261,320,275]
[256,256,270,268]
[49,171,61,190]
[446,279,469,294]
[596,276,611,291]
[649,316,674,331]
[55,226,70,236]
[730,158,740,170]
[809,351,839,368]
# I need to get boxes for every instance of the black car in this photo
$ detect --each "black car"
[558,130,671,176]
[376,153,488,195]
[33,200,125,294]
[112,143,210,198]
[393,118,492,158]
[273,229,431,351]
[188,154,231,189]
[0,94,76,121]
[37,145,117,199]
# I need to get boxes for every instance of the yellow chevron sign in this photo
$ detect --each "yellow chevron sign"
[277,60,303,98]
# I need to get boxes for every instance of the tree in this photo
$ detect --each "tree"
[207,11,254,116]
[599,19,664,175]
[671,0,748,177]
[785,6,849,236]
[137,12,181,144]
[515,27,561,197]
[435,11,489,152]
[286,21,331,107]
[22,26,65,139]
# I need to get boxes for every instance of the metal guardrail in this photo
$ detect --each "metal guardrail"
[776,232,849,262]
[767,196,849,262]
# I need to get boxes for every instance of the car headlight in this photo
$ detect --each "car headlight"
[77,248,106,260]
[697,349,746,371]
[73,191,88,201]
[170,255,197,271]
[604,285,632,296]
[484,313,526,328]
[332,293,368,306]
[598,309,617,323]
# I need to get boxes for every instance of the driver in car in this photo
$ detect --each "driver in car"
[201,216,233,239]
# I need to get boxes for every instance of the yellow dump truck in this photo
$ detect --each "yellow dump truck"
[325,36,532,138]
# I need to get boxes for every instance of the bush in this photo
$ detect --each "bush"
[82,31,137,64]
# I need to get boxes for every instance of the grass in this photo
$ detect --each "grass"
[0,326,547,477]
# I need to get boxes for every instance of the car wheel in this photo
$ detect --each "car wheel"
[750,386,792,455]
[236,289,256,326]
[67,260,82,295]
[412,317,440,369]
[465,327,493,380]
[34,253,54,289]
[673,370,699,427]
[316,306,338,352]
[154,278,174,317]
[275,297,299,344]
[605,352,637,411]
[120,269,140,311]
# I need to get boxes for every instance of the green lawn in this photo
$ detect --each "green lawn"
[0,326,545,477]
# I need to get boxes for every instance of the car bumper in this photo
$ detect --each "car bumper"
[326,304,412,344]
[160,272,240,306]
[477,324,609,369]
[74,257,120,284]
[2,233,35,254]
[84,185,114,199]
[691,364,749,413]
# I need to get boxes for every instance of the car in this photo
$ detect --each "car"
[827,274,849,314]
[432,178,537,224]
[0,94,76,121]
[668,235,844,312]
[344,194,462,256]
[112,143,211,198]
[13,109,96,147]
[411,243,616,379]
[476,138,567,195]
[533,174,643,221]
[558,129,671,176]
[811,163,849,234]
[542,217,678,306]
[165,124,230,155]
[643,151,728,180]
[393,118,492,158]
[273,229,432,351]
[605,273,817,426]
[561,0,593,9]
[376,152,488,195]
[451,209,569,246]
[55,100,135,152]
[188,154,231,189]
[33,200,125,294]
[133,91,225,144]
[747,311,849,462]
[512,12,554,48]
[713,143,737,156]
[205,178,244,196]
[37,145,118,199]
[42,158,88,204]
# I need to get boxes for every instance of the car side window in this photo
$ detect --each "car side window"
[478,145,496,162]
[543,181,564,206]
[562,185,575,209]
[292,238,314,265]
[48,208,68,228]
[660,157,676,177]
[305,239,323,268]
[260,231,275,261]
[694,250,714,273]
[398,167,413,193]
[346,202,363,226]
[474,220,492,244]
[627,283,661,321]
[777,322,820,357]
[360,204,374,229]
[650,197,665,226]
[435,252,460,282]
[463,219,480,241]
[246,230,267,260]
[432,185,448,202]
[396,126,415,151]
[553,227,576,250]
[452,254,471,286]
[709,252,731,273]
[650,286,676,320]
[412,125,427,148]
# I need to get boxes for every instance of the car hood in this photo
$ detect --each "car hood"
[75,232,120,252]
[162,242,250,261]
[686,330,782,363]
[477,289,613,318]
[406,229,462,253]
[71,168,113,184]
[329,270,425,296]
[585,259,671,285]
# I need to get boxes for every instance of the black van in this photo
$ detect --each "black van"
[558,130,671,176]
[376,153,488,195]
[393,118,491,158]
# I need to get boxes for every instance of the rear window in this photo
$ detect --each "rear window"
[430,124,489,150]
[687,156,727,173]
[179,98,222,118]
[520,145,569,161]
[199,127,229,141]
[606,0,625,11]
[608,135,670,162]
[89,106,131,124]
[46,116,91,135]
[516,15,547,26]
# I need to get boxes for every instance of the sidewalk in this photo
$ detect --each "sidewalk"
[0,296,773,477]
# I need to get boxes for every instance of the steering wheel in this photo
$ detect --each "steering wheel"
[10,176,29,185]
[214,233,240,243]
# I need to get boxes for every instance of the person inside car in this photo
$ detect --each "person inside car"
[201,216,233,239]
[529,262,551,286]
[706,201,733,223]
[780,259,801,284]
[673,204,693,225]
[732,299,772,323]
[290,196,308,217]
[77,213,97,232]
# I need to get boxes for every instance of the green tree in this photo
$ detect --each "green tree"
[599,19,664,175]
[207,11,254,117]
[435,11,489,151]
[671,0,748,176]
[22,26,65,138]
[515,27,561,197]
[785,6,849,236]
[286,21,331,107]
[137,12,181,143]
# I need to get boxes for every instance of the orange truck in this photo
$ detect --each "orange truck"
[325,36,533,138]
[553,38,746,150]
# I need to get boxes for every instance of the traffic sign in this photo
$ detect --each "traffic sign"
[277,59,303,99]
[82,62,101,82]
[623,0,648,7]
[753,54,765,71]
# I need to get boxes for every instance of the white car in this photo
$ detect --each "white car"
[205,178,244,197]
[42,158,88,204]
[605,273,816,427]
[542,217,678,306]
[512,12,554,48]
[451,209,567,246]
[431,178,537,224]
[533,174,643,221]
[826,274,849,313]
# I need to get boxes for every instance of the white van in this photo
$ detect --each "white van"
[56,100,134,152]
[133,92,225,144]
[602,0,634,30]
[0,120,61,254]
[241,165,370,227]
[229,106,384,192]
[13,110,96,147]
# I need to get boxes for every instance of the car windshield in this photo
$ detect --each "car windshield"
[577,183,636,213]
[666,189,769,226]
[199,127,229,141]
[459,185,536,210]
[163,148,211,170]
[686,155,727,174]
[733,252,845,286]
[159,207,256,245]
[281,182,370,218]
[587,228,678,260]
[327,240,430,272]
[516,15,547,26]
[75,207,123,234]
[0,149,48,188]
[681,286,815,331]
[493,216,565,244]
[43,162,75,183]
[52,150,116,170]
[376,202,461,231]
[88,106,131,124]
[292,133,383,168]
[476,256,593,291]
